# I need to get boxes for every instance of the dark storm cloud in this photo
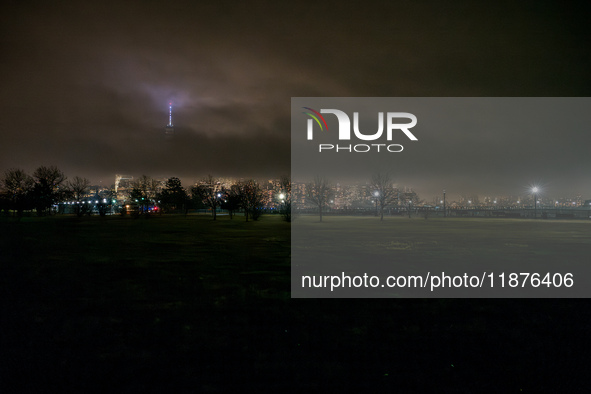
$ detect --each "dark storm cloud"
[0,1,590,196]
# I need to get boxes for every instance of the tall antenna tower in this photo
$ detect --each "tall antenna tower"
[165,102,174,136]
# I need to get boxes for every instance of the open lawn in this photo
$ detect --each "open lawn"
[1,214,589,391]
[292,216,591,297]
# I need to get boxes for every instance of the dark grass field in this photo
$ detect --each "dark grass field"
[1,214,590,392]
[292,216,591,297]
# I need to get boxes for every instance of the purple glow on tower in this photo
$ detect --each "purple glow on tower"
[164,102,175,136]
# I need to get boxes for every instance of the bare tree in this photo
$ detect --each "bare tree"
[1,168,34,217]
[191,175,222,220]
[370,172,397,221]
[130,175,160,214]
[237,179,266,222]
[96,188,116,217]
[32,165,67,215]
[67,176,91,216]
[276,175,292,222]
[221,184,241,219]
[306,176,332,222]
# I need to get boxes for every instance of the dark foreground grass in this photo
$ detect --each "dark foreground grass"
[1,215,589,392]
[293,216,591,297]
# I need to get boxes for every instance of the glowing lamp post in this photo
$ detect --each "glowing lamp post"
[278,193,286,213]
[373,191,379,217]
[443,189,446,218]
[532,187,539,219]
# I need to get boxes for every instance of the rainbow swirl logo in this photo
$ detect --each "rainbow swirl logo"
[302,107,329,131]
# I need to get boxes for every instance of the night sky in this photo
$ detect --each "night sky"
[1,1,590,197]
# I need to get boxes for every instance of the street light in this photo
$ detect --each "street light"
[532,187,539,219]
[373,191,379,217]
[443,189,446,218]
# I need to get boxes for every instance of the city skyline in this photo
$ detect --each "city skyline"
[11,167,586,209]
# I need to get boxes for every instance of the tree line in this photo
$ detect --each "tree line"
[305,172,414,221]
[0,166,292,222]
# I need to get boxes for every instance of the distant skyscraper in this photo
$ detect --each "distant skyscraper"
[165,102,174,136]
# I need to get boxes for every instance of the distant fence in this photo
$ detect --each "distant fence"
[5,206,590,220]
[294,207,591,220]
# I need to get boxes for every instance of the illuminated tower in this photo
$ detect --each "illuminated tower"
[165,102,174,136]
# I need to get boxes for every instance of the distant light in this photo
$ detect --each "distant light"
[532,187,539,193]
[279,193,285,200]
[374,191,379,197]
[217,193,221,198]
